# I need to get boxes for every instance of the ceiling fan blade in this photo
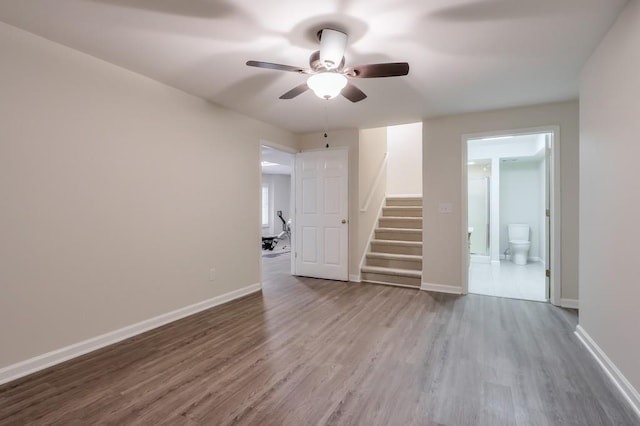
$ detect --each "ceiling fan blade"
[246,61,307,74]
[341,83,367,103]
[348,62,410,78]
[279,83,310,100]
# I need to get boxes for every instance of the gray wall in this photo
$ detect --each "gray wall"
[580,0,640,399]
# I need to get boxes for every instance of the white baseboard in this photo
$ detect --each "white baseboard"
[349,274,361,283]
[575,325,640,419]
[561,298,579,309]
[0,282,262,386]
[420,282,463,295]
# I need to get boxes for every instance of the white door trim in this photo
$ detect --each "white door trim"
[259,140,298,276]
[461,125,562,306]
[260,139,299,154]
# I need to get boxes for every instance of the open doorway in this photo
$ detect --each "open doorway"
[260,144,294,280]
[463,129,560,304]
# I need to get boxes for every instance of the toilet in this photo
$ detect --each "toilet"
[508,224,531,265]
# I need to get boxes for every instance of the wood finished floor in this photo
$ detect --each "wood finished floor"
[0,253,637,425]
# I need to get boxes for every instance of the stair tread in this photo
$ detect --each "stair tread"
[380,216,422,220]
[361,266,422,277]
[386,196,422,200]
[371,239,422,246]
[384,206,422,209]
[376,227,422,232]
[366,253,422,261]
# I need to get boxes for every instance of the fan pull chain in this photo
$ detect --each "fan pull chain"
[323,102,329,148]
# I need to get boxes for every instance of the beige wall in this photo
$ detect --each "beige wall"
[422,101,579,300]
[357,127,388,275]
[580,0,640,394]
[299,129,360,278]
[0,23,298,368]
[387,122,422,195]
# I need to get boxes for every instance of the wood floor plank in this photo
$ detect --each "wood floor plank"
[0,253,637,425]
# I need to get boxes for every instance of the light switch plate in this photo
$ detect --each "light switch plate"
[438,203,453,214]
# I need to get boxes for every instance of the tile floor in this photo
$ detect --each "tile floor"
[469,259,547,302]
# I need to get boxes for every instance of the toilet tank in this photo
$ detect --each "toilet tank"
[508,224,530,241]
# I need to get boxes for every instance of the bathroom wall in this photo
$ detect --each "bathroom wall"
[468,134,546,262]
[387,122,422,195]
[499,159,544,261]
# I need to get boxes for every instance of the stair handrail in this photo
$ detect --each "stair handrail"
[360,152,388,212]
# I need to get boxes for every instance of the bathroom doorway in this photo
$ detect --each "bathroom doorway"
[462,128,560,304]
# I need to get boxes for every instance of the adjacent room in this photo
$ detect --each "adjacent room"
[1,0,639,424]
[467,133,551,302]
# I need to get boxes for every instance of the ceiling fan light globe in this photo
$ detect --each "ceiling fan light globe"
[307,73,348,100]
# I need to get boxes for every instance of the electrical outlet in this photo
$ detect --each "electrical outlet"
[209,268,216,281]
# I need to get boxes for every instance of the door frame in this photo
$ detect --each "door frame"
[461,125,561,305]
[468,175,491,260]
[259,140,298,280]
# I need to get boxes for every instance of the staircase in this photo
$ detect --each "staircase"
[361,196,423,288]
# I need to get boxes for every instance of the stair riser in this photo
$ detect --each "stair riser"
[382,208,422,217]
[367,258,422,271]
[370,243,422,256]
[375,230,422,241]
[378,218,422,229]
[386,199,422,207]
[361,272,421,287]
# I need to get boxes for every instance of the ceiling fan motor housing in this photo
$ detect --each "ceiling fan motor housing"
[318,28,348,70]
[309,50,345,72]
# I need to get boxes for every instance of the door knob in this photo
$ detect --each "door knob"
[341,219,347,224]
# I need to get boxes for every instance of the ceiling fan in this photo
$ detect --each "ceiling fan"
[246,28,409,102]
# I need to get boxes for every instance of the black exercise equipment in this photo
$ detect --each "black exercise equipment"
[261,210,291,251]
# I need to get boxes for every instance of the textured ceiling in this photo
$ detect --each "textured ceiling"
[0,0,628,133]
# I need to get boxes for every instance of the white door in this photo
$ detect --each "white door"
[294,149,349,281]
